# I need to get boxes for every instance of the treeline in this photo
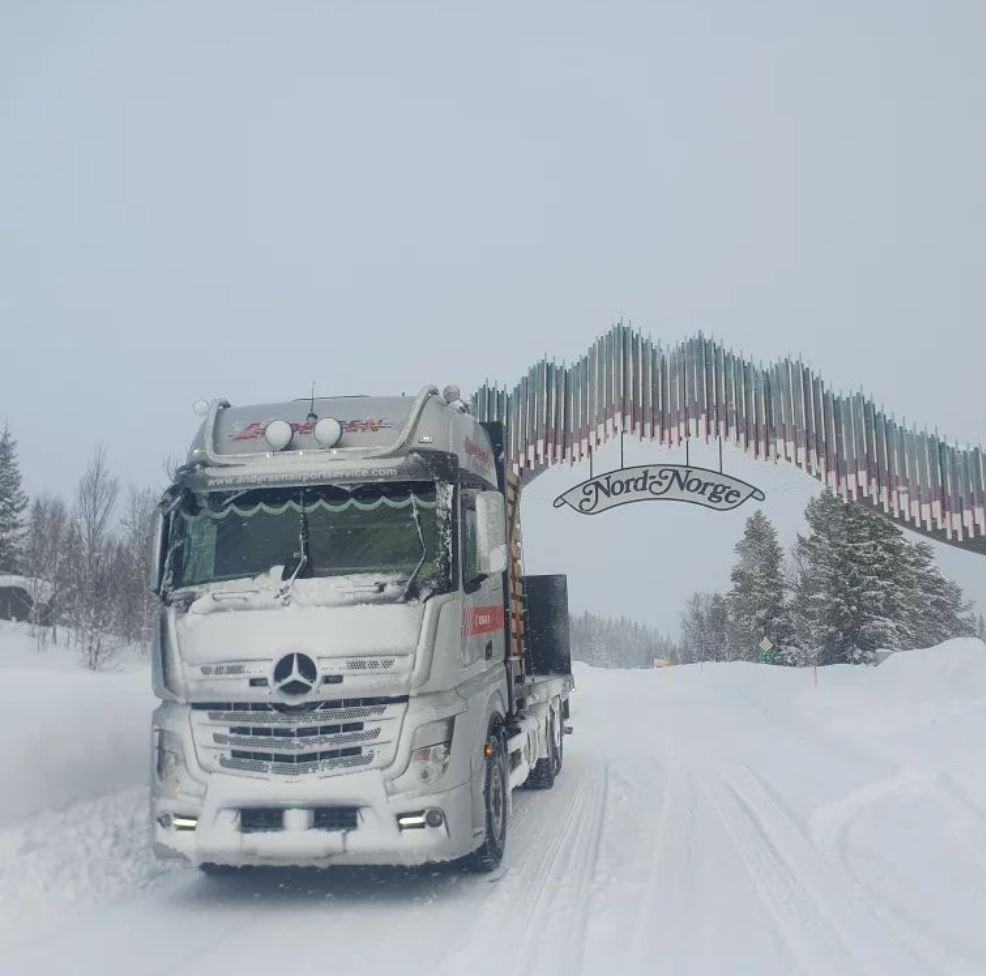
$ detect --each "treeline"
[682,494,984,666]
[570,610,679,668]
[0,425,158,668]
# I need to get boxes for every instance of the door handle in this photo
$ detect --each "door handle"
[484,640,494,660]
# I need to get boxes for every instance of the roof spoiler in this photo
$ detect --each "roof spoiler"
[197,386,440,468]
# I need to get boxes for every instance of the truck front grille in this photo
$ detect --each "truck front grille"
[191,697,408,779]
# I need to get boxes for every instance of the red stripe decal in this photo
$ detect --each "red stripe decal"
[465,605,505,637]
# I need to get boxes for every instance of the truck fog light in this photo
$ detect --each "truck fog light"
[157,813,198,831]
[425,809,444,828]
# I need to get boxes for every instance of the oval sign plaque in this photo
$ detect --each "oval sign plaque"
[553,464,766,516]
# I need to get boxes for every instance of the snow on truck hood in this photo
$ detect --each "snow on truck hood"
[174,574,424,666]
[182,570,410,614]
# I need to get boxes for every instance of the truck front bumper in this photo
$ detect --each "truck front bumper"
[153,768,477,868]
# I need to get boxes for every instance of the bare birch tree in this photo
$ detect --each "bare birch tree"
[112,485,159,656]
[72,446,119,669]
[22,495,70,650]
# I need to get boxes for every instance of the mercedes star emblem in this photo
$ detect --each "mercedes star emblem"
[273,652,318,696]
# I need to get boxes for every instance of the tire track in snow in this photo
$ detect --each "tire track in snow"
[442,758,608,976]
[697,759,929,976]
[811,769,986,974]
[624,741,678,968]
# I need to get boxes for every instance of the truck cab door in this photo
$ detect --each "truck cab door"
[461,488,506,668]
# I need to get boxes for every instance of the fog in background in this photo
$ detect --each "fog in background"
[2,0,984,630]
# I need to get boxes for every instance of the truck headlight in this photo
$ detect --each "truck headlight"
[153,728,202,799]
[409,718,454,785]
[155,729,182,787]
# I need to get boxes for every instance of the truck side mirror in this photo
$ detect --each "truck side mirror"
[475,491,507,576]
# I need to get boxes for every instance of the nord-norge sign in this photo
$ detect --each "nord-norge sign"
[553,464,766,516]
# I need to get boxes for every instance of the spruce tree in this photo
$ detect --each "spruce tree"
[846,501,911,652]
[899,541,974,646]
[706,593,731,662]
[0,422,29,572]
[726,509,792,661]
[791,491,975,663]
[794,492,897,665]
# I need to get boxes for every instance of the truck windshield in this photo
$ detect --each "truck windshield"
[166,482,450,598]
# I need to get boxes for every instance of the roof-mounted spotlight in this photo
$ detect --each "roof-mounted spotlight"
[264,419,294,451]
[442,385,461,404]
[192,398,210,417]
[313,417,343,448]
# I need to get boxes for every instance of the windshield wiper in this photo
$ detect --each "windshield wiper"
[401,493,428,601]
[278,490,309,603]
[217,490,251,510]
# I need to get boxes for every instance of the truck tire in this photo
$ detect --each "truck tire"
[551,705,564,778]
[525,711,559,790]
[464,729,508,872]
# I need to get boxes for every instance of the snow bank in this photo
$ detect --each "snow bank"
[0,786,177,945]
[0,621,154,828]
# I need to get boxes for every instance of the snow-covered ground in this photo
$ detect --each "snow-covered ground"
[2,620,986,975]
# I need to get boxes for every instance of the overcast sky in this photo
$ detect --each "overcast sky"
[2,0,984,630]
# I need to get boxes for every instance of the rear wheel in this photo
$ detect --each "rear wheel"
[464,730,508,873]
[526,709,559,790]
[551,705,564,778]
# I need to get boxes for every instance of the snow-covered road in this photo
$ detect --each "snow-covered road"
[3,626,986,976]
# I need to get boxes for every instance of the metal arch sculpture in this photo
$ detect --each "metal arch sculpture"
[472,323,986,555]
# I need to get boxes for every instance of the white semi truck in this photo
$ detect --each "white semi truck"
[149,386,573,872]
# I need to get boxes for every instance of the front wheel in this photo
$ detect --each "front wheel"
[464,733,508,873]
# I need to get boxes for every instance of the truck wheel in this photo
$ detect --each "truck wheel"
[551,706,564,778]
[525,712,558,790]
[465,731,508,873]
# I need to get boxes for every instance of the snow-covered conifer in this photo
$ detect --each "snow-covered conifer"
[0,422,29,571]
[571,610,679,667]
[726,509,793,662]
[900,541,976,644]
[791,492,974,663]
[793,492,893,664]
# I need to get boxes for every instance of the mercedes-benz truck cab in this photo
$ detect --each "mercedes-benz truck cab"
[150,386,573,871]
